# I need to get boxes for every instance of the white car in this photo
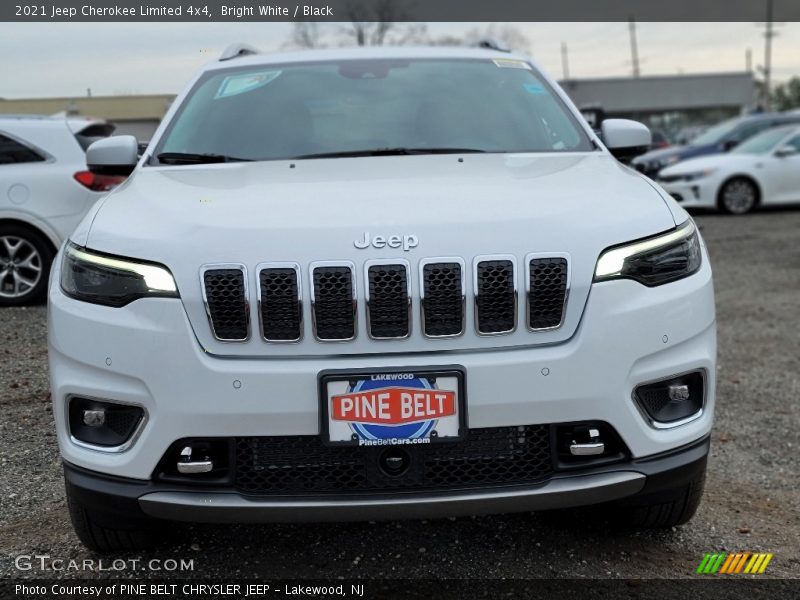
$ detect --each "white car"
[48,44,716,552]
[658,124,800,214]
[0,115,121,304]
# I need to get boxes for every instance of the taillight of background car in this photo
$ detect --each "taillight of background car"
[73,170,126,192]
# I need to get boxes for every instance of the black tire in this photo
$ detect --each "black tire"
[0,223,54,306]
[607,469,706,529]
[66,484,162,552]
[717,177,759,215]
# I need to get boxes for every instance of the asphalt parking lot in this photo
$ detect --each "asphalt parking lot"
[1,209,798,581]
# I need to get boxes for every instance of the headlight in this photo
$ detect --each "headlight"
[656,156,680,170]
[594,220,702,286]
[60,242,178,307]
[676,169,716,182]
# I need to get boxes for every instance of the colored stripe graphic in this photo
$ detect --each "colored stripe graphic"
[699,552,773,574]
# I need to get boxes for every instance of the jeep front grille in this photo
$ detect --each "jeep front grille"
[200,255,569,343]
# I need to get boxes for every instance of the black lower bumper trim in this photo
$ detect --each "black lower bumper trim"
[64,435,709,523]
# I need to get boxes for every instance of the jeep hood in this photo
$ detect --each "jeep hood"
[75,153,679,356]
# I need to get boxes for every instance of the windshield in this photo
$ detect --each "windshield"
[689,118,741,146]
[730,127,793,155]
[154,58,592,162]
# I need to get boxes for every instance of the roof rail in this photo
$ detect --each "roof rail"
[474,38,511,53]
[219,43,260,62]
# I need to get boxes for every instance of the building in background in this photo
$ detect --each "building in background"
[0,95,174,140]
[560,72,757,140]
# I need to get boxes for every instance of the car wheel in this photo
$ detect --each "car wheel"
[605,469,706,529]
[0,224,54,306]
[718,178,758,215]
[66,484,162,552]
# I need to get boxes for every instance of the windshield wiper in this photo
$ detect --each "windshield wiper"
[156,152,252,165]
[290,147,487,160]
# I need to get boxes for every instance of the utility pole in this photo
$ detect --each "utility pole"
[762,0,775,110]
[628,17,640,78]
[746,48,752,72]
[561,42,570,80]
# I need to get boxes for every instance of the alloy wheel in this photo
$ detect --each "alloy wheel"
[0,235,43,299]
[721,180,757,215]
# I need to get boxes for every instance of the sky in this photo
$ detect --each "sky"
[1,21,798,98]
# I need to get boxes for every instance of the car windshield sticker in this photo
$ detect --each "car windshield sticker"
[215,70,282,99]
[523,82,547,94]
[493,58,531,69]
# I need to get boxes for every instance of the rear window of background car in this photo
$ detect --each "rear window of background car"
[0,133,46,165]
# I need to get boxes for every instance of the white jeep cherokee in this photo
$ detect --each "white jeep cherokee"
[48,44,716,552]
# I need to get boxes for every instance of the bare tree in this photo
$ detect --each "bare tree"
[284,22,329,49]
[337,0,426,46]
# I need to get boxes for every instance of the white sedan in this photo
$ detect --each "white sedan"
[657,124,800,214]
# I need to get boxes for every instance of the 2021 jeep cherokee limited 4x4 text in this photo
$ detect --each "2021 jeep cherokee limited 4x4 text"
[49,44,715,552]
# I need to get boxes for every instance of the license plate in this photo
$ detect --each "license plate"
[320,368,465,446]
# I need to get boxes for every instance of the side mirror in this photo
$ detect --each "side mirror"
[775,145,798,158]
[86,136,138,176]
[601,119,652,160]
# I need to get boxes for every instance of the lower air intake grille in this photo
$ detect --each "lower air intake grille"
[476,260,516,334]
[422,262,464,336]
[528,258,568,330]
[203,268,248,341]
[312,265,355,340]
[367,264,410,338]
[259,268,301,341]
[235,425,552,495]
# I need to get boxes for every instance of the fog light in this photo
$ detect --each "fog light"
[634,371,705,427]
[68,397,144,448]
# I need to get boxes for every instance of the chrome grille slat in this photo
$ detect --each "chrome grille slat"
[258,264,302,342]
[365,261,411,339]
[474,256,517,335]
[526,255,569,331]
[420,259,465,338]
[201,265,249,342]
[310,262,357,341]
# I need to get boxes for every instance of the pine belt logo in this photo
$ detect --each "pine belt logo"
[696,552,774,574]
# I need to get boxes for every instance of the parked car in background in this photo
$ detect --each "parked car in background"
[650,130,671,150]
[0,115,120,305]
[673,126,707,146]
[657,124,800,214]
[633,113,800,178]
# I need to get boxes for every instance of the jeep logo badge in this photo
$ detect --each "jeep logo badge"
[354,232,418,251]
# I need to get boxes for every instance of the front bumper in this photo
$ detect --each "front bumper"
[659,179,719,208]
[49,245,715,481]
[64,435,709,523]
